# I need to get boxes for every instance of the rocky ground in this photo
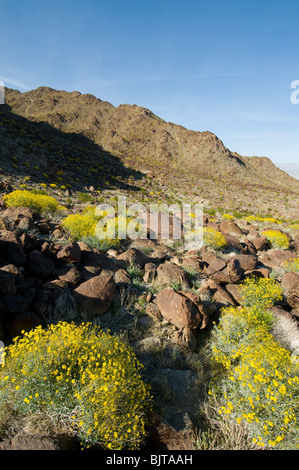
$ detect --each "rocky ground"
[0,195,298,450]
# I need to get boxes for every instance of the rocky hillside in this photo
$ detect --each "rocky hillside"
[0,86,299,450]
[2,86,299,219]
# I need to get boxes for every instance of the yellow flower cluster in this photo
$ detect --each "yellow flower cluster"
[245,215,281,224]
[62,206,135,242]
[203,227,227,251]
[0,322,152,450]
[3,190,59,214]
[209,277,299,449]
[261,229,290,250]
[284,257,299,273]
[238,277,283,310]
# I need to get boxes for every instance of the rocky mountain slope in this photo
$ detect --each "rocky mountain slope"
[0,86,299,450]
[2,86,299,219]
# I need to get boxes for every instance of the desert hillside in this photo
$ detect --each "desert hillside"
[2,86,299,220]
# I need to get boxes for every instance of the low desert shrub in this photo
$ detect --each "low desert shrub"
[62,206,135,242]
[3,190,59,214]
[0,322,152,449]
[203,227,227,251]
[205,277,298,449]
[238,277,283,310]
[261,230,289,249]
[208,306,299,449]
[284,257,299,273]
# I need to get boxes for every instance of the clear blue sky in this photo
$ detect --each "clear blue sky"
[1,0,299,178]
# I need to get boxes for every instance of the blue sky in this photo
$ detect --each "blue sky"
[1,0,299,178]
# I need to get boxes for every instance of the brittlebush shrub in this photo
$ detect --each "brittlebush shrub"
[238,277,283,310]
[0,322,152,450]
[284,257,299,273]
[261,229,289,250]
[3,190,59,214]
[203,227,227,250]
[205,278,299,450]
[62,206,135,242]
[62,208,100,240]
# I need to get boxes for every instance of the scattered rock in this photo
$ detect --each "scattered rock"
[73,272,115,314]
[146,412,194,450]
[156,288,202,330]
[220,219,243,237]
[28,250,55,279]
[115,247,150,268]
[155,262,190,289]
[56,242,81,264]
[0,434,78,450]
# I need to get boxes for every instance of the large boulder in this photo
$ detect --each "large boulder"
[220,219,243,237]
[156,288,202,330]
[73,272,115,315]
[115,247,150,268]
[0,231,27,266]
[230,254,258,271]
[155,262,190,289]
[281,272,299,309]
[56,242,81,264]
[27,250,55,279]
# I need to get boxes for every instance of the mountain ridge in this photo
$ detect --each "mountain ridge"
[2,86,299,219]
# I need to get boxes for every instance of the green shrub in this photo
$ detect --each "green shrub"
[79,235,120,252]
[0,322,152,449]
[3,190,59,214]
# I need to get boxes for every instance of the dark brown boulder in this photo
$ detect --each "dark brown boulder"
[156,288,201,329]
[0,231,27,266]
[56,242,81,264]
[28,250,55,279]
[115,247,150,268]
[155,262,190,289]
[73,272,115,314]
[220,219,243,237]
[230,254,258,271]
[7,311,41,338]
[227,258,244,283]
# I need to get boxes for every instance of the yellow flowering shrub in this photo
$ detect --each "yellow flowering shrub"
[3,190,59,214]
[221,214,234,220]
[284,257,299,272]
[62,206,135,242]
[203,227,227,250]
[261,230,289,249]
[209,307,299,449]
[0,322,152,449]
[207,277,298,449]
[62,210,100,240]
[238,277,283,310]
[245,215,280,224]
